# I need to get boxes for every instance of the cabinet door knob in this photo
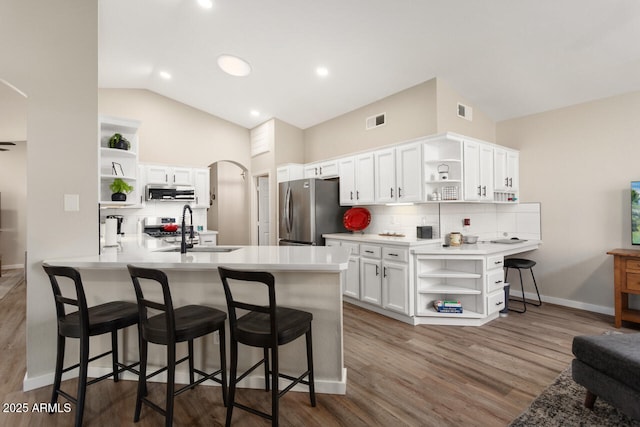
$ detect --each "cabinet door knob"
[356,191,360,200]
[477,185,482,196]
[398,187,402,198]
[383,267,387,278]
[375,265,379,276]
[390,188,394,198]
[350,191,353,200]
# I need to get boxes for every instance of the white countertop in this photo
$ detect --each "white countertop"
[44,234,350,272]
[323,232,442,246]
[412,239,542,256]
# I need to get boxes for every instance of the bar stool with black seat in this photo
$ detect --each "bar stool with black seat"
[127,265,227,427]
[504,258,542,313]
[217,266,316,427]
[42,264,140,427]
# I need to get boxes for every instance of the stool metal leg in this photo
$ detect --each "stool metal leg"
[506,267,526,313]
[111,330,120,382]
[306,327,316,407]
[528,267,542,307]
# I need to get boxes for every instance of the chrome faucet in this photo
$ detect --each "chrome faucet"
[180,204,194,254]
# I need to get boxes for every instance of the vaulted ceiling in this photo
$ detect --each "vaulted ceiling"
[99,0,640,129]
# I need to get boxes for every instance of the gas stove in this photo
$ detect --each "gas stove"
[143,216,194,239]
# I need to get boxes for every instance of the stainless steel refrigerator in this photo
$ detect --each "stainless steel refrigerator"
[279,178,347,246]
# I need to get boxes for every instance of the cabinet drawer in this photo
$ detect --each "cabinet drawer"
[487,269,505,293]
[626,273,640,291]
[487,255,504,270]
[626,259,640,271]
[487,290,505,314]
[360,244,381,259]
[342,242,360,256]
[383,247,408,262]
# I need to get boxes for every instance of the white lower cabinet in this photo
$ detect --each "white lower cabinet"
[360,244,382,306]
[382,259,409,315]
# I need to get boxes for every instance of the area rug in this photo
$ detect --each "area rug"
[509,366,640,426]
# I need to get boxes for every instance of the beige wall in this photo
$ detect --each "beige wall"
[209,161,250,245]
[303,77,498,162]
[1,0,98,382]
[304,79,438,162]
[436,79,496,142]
[99,89,251,168]
[274,118,304,165]
[0,83,27,268]
[497,90,640,310]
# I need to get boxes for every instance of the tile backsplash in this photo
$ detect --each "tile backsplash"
[358,202,541,241]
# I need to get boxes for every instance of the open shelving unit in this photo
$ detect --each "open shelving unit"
[98,116,141,208]
[423,135,464,202]
[415,255,484,318]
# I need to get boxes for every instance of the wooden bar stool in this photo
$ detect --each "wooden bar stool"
[504,258,542,313]
[218,267,316,427]
[42,264,140,427]
[127,265,227,427]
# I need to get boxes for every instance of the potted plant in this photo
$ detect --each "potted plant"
[110,178,134,201]
[108,133,130,150]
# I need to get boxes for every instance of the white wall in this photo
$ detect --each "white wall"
[498,90,640,312]
[0,0,99,382]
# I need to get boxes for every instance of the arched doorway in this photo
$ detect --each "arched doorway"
[208,160,251,245]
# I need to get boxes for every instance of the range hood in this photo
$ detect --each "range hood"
[145,185,195,201]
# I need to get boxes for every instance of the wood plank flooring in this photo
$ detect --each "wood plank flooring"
[0,274,637,426]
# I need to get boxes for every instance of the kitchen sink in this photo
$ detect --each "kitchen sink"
[158,246,240,253]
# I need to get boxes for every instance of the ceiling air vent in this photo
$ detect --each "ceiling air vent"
[457,102,472,121]
[366,112,386,130]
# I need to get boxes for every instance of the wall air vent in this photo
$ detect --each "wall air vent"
[366,112,386,130]
[457,103,472,121]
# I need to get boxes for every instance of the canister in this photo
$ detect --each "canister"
[449,232,462,247]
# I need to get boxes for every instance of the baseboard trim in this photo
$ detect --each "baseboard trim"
[1,264,24,271]
[509,290,614,316]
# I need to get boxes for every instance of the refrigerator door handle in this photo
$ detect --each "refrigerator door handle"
[285,186,293,233]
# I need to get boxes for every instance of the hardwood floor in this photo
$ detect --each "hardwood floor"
[0,275,637,426]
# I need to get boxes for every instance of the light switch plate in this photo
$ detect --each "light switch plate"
[64,194,80,212]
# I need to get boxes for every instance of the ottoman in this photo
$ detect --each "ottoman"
[571,333,640,420]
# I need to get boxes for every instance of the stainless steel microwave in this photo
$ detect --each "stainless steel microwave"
[145,185,195,201]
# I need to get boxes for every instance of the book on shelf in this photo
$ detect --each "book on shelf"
[432,300,463,313]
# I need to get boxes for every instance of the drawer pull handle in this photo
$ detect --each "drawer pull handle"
[365,250,374,254]
[494,280,503,284]
[496,300,504,306]
[389,253,398,257]
[494,261,502,265]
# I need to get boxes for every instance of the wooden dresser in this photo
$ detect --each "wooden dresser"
[607,248,640,327]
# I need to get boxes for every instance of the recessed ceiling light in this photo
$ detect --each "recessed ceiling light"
[197,0,213,9]
[250,110,260,117]
[217,54,251,77]
[159,71,172,80]
[316,66,329,77]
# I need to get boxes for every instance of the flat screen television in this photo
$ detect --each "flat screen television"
[632,182,640,245]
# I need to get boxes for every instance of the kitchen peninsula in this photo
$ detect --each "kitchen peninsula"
[39,236,350,394]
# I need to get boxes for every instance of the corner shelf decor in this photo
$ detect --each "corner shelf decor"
[98,116,141,208]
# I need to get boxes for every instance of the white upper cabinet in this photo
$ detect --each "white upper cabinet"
[493,148,519,202]
[193,168,210,208]
[276,163,304,183]
[304,160,339,179]
[144,165,193,186]
[339,153,375,205]
[463,140,494,201]
[374,142,423,203]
